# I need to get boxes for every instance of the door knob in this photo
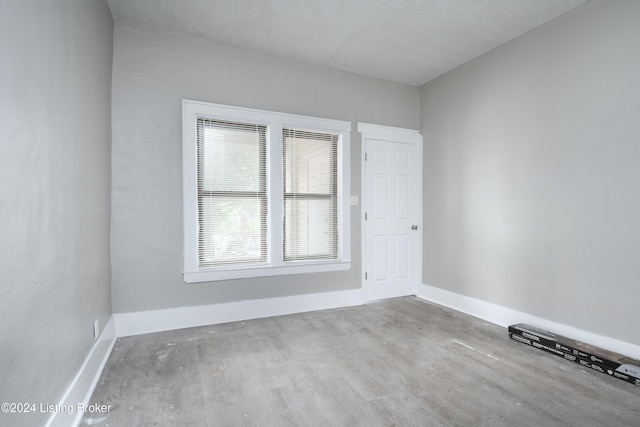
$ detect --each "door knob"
[411,225,418,230]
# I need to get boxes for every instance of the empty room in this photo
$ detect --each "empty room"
[2,0,640,426]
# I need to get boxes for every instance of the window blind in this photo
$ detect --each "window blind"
[283,128,339,261]
[196,118,267,267]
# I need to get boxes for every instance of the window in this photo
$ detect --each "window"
[197,119,267,267]
[183,100,351,282]
[283,129,338,261]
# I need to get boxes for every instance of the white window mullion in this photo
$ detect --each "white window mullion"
[339,133,351,263]
[269,123,284,267]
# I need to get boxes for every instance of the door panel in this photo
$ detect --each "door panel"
[372,235,388,281]
[395,175,410,219]
[372,174,388,219]
[395,235,409,279]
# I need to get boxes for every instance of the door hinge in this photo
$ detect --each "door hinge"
[365,272,368,280]
[365,212,367,220]
[364,152,368,161]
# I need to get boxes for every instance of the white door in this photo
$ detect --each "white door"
[361,124,422,302]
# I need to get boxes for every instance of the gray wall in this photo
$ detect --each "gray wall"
[420,0,640,345]
[111,25,419,313]
[0,1,113,426]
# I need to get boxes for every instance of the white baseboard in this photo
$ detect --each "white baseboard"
[417,283,640,360]
[114,288,364,337]
[46,316,117,427]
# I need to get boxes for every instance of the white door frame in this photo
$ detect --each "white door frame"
[358,122,423,302]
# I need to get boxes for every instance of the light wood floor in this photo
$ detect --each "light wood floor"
[83,297,640,426]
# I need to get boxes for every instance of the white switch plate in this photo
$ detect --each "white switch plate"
[350,196,359,205]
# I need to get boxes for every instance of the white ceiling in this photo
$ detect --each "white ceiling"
[106,0,588,87]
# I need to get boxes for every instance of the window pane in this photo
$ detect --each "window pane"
[198,196,266,266]
[284,130,335,194]
[284,198,337,259]
[198,120,265,193]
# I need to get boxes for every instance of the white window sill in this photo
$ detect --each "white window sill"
[184,261,351,283]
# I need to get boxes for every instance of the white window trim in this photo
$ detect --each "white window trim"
[183,100,351,283]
